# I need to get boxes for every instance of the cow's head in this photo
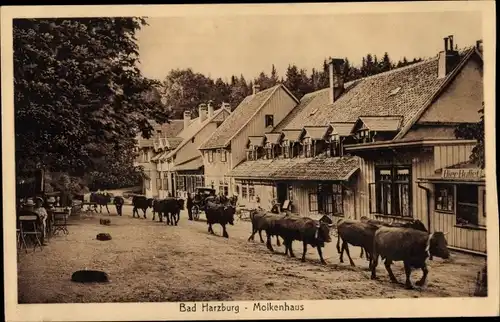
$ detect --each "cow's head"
[177,198,185,210]
[224,205,236,225]
[147,198,155,208]
[315,221,334,243]
[427,232,450,259]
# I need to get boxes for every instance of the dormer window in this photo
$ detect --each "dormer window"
[303,137,313,158]
[247,145,258,161]
[265,115,274,128]
[265,142,273,159]
[220,149,227,162]
[282,140,290,158]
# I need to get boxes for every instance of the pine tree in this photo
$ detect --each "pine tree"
[381,52,392,72]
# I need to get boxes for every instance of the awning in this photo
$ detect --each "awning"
[282,129,304,142]
[265,132,283,145]
[358,116,403,132]
[304,126,331,140]
[171,156,204,172]
[248,136,265,147]
[227,156,360,182]
[330,122,356,137]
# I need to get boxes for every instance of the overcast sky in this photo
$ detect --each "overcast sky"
[136,11,482,82]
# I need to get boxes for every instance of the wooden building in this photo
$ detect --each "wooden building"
[228,36,486,255]
[199,84,299,199]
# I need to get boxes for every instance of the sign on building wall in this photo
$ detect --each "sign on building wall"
[442,168,485,179]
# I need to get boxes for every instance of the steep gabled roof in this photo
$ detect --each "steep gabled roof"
[282,47,477,138]
[199,84,298,150]
[163,108,230,160]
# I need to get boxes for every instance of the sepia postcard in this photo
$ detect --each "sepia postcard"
[2,2,498,321]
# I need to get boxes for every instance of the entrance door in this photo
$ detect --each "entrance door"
[318,183,333,214]
[276,182,288,205]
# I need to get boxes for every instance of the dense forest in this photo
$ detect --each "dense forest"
[161,53,424,119]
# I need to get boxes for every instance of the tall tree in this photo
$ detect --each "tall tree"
[381,52,392,72]
[270,64,279,85]
[455,103,485,168]
[284,64,303,99]
[14,18,169,188]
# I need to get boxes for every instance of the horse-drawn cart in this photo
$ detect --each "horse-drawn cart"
[191,187,216,220]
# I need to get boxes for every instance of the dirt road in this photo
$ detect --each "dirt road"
[17,205,485,303]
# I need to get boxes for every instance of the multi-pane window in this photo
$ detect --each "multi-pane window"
[208,150,214,163]
[219,180,229,196]
[163,173,168,190]
[309,193,318,212]
[246,146,257,161]
[195,176,204,189]
[303,138,312,158]
[156,172,162,190]
[265,143,273,159]
[369,166,412,217]
[176,175,185,192]
[435,184,454,212]
[242,185,248,199]
[332,184,343,215]
[220,150,227,162]
[249,184,255,199]
[282,140,290,158]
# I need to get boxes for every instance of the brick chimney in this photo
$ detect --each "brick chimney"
[198,103,208,123]
[183,110,192,129]
[253,84,260,95]
[207,100,214,118]
[438,35,460,79]
[329,58,345,104]
[476,39,483,53]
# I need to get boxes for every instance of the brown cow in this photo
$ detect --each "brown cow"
[370,227,450,289]
[270,216,334,264]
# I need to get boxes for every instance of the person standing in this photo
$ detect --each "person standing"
[33,197,49,246]
[187,193,193,220]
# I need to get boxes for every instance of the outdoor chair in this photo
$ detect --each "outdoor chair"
[17,211,44,253]
[52,207,70,235]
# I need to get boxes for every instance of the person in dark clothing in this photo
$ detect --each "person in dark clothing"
[187,193,193,220]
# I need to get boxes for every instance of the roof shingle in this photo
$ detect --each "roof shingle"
[227,155,360,181]
[283,49,474,132]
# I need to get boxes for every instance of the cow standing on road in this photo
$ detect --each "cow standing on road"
[336,218,380,266]
[132,195,153,219]
[204,199,236,238]
[370,227,450,289]
[163,197,185,225]
[356,216,429,261]
[270,216,334,264]
[90,192,112,214]
[113,196,125,216]
[247,209,283,247]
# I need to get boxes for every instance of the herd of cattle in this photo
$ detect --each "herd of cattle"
[87,192,450,290]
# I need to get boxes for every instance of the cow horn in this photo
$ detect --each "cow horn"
[327,223,334,228]
[443,232,449,236]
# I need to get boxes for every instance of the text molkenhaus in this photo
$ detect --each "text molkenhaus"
[228,36,485,255]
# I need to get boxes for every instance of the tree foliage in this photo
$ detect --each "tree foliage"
[455,103,485,168]
[14,17,169,189]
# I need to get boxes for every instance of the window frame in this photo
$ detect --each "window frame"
[435,184,455,213]
[456,184,479,226]
[369,165,413,218]
[308,193,318,212]
[208,150,214,163]
[332,184,344,216]
[265,114,274,128]
[220,149,227,162]
[156,172,162,190]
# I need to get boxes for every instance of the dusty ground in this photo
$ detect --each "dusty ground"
[17,205,486,303]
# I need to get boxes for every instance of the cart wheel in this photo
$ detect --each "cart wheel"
[192,205,200,220]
